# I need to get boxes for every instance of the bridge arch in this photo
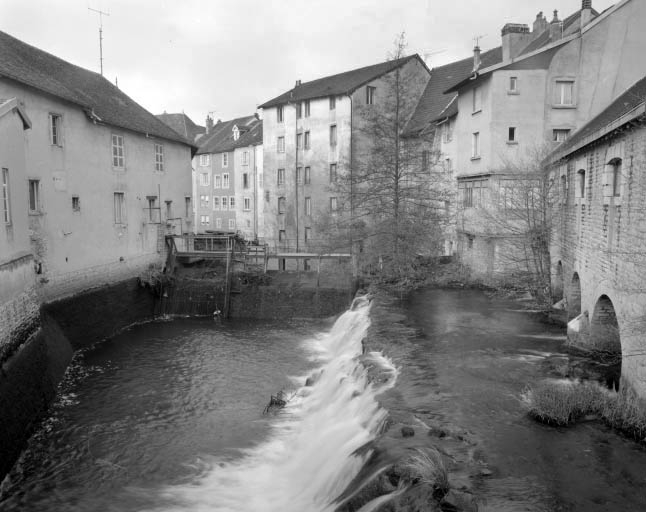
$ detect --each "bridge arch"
[568,272,582,321]
[589,294,622,389]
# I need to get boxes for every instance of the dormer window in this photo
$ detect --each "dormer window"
[233,126,240,141]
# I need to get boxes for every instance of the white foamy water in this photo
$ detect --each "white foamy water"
[153,296,397,512]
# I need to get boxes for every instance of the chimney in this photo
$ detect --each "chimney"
[550,10,562,41]
[472,45,481,73]
[205,115,214,134]
[533,11,549,36]
[295,79,302,87]
[501,23,531,61]
[581,0,593,28]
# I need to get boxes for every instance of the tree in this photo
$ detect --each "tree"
[317,33,452,285]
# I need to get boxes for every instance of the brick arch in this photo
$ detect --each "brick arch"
[553,261,564,301]
[568,272,582,321]
[590,294,622,389]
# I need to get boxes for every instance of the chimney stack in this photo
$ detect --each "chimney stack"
[295,79,302,87]
[550,10,562,41]
[533,11,549,36]
[205,115,214,134]
[501,23,531,61]
[472,45,481,73]
[581,0,593,28]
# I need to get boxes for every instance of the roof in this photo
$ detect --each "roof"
[197,115,262,155]
[259,54,426,108]
[156,112,205,142]
[548,75,646,163]
[0,30,194,148]
[403,47,503,137]
[520,8,599,56]
[0,97,31,129]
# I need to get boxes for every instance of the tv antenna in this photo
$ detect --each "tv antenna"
[88,6,110,75]
[473,34,487,48]
[421,48,446,67]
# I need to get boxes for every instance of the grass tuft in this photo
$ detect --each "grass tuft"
[400,448,449,499]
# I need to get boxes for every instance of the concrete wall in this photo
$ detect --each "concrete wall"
[234,144,261,240]
[549,121,646,396]
[0,79,194,279]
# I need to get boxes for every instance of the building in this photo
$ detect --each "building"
[193,115,263,238]
[545,74,646,398]
[437,0,646,283]
[157,112,206,144]
[0,30,196,296]
[258,55,431,265]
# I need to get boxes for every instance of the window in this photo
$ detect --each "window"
[229,196,235,209]
[216,217,222,229]
[229,219,236,230]
[304,166,311,184]
[278,196,286,213]
[304,259,311,271]
[330,125,337,146]
[244,197,251,211]
[508,127,516,142]
[422,151,429,172]
[560,175,568,203]
[113,192,126,224]
[233,126,240,141]
[329,163,337,183]
[458,179,489,208]
[147,196,158,222]
[330,96,336,110]
[366,86,376,105]
[242,151,249,165]
[442,120,453,143]
[471,132,480,159]
[553,129,570,142]
[305,196,311,216]
[330,196,337,212]
[554,80,574,106]
[305,227,311,241]
[200,215,210,226]
[49,114,62,146]
[277,136,285,153]
[223,173,230,188]
[304,131,310,149]
[296,103,302,119]
[200,173,210,186]
[154,143,164,171]
[2,168,10,224]
[213,196,220,210]
[509,76,518,93]
[265,190,270,202]
[472,86,482,113]
[445,158,452,172]
[297,167,303,184]
[200,195,209,208]
[277,105,284,123]
[112,134,124,168]
[221,196,228,210]
[214,175,222,188]
[222,153,228,167]
[304,100,310,117]
[277,168,285,186]
[243,173,249,188]
[279,230,286,242]
[199,154,210,166]
[576,170,586,199]
[165,200,172,219]
[610,158,622,197]
[297,133,303,150]
[185,196,191,218]
[28,180,40,213]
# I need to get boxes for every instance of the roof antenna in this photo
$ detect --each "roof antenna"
[88,6,110,76]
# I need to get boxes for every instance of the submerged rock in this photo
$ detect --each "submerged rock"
[401,426,415,438]
[440,489,478,512]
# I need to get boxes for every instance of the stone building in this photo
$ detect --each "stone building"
[437,0,646,283]
[258,55,431,264]
[546,75,646,397]
[0,29,195,309]
[193,115,263,238]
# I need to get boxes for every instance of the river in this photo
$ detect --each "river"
[1,289,646,511]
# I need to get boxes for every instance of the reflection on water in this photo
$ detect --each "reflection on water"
[401,289,646,512]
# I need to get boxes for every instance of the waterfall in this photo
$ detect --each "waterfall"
[153,295,397,512]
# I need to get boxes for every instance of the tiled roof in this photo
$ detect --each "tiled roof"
[156,112,205,142]
[519,8,598,56]
[550,75,646,160]
[0,30,194,148]
[196,115,261,155]
[403,47,502,136]
[259,55,424,108]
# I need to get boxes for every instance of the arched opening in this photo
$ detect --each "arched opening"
[568,272,581,321]
[553,261,564,301]
[590,295,622,390]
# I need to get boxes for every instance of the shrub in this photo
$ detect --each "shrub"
[400,448,449,499]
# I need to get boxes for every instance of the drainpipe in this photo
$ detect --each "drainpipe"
[348,93,354,270]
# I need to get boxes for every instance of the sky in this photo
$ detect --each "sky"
[2,0,617,126]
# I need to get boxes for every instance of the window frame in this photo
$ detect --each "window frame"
[553,129,571,142]
[471,132,480,159]
[199,154,210,166]
[2,168,10,224]
[554,79,575,107]
[329,96,336,110]
[304,99,311,117]
[305,196,311,216]
[366,86,376,105]
[243,197,251,211]
[222,153,229,167]
[330,196,338,212]
[113,191,126,224]
[223,173,230,188]
[277,105,284,123]
[200,172,210,187]
[329,163,337,183]
[111,133,125,169]
[49,113,63,146]
[154,143,164,172]
[304,166,311,184]
[472,86,482,113]
[221,196,228,210]
[329,125,337,147]
[28,179,40,213]
[277,168,285,186]
[228,218,236,230]
[229,196,235,210]
[277,136,285,153]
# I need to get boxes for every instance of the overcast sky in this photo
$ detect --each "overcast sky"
[3,0,616,126]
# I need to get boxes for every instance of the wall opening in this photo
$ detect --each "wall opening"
[590,295,622,390]
[568,272,581,321]
[553,261,564,301]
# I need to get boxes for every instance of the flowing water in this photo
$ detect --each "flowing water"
[2,290,646,512]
